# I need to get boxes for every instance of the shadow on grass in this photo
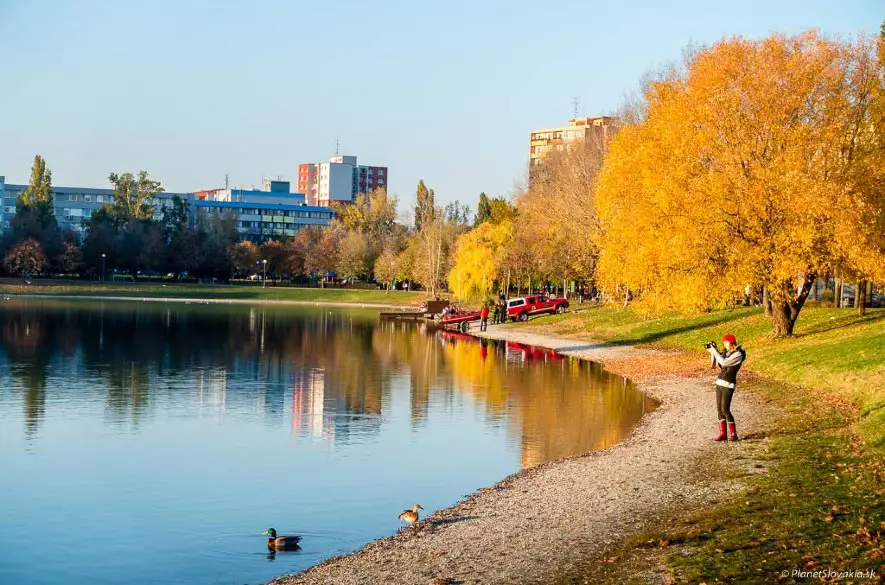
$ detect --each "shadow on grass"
[604,313,741,347]
[795,310,885,338]
[554,343,614,354]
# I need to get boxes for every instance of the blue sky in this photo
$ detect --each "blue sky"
[0,0,880,212]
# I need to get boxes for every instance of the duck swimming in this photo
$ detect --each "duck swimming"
[398,504,423,525]
[263,528,302,551]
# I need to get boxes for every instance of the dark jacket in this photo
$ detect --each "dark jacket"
[709,345,746,388]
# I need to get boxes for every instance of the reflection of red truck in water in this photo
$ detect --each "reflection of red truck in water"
[505,295,569,322]
[506,341,564,362]
[439,329,476,343]
[437,332,558,363]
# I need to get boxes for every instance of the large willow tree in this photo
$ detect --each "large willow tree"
[596,31,885,337]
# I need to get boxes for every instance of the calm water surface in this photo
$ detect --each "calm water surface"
[0,300,655,585]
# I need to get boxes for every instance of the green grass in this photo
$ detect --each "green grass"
[651,379,883,583]
[0,280,426,306]
[521,305,885,583]
[572,379,885,584]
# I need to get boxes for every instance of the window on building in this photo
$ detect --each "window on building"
[96,195,104,203]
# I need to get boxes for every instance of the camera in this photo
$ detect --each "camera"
[703,341,717,350]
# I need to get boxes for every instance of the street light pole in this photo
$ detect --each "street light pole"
[101,253,106,283]
[262,259,267,288]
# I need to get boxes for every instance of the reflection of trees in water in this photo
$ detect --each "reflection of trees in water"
[369,326,653,468]
[0,302,399,440]
[2,316,53,438]
[373,322,445,426]
[437,335,652,468]
[0,302,651,460]
[102,362,152,427]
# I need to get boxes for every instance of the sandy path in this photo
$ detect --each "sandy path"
[271,326,774,585]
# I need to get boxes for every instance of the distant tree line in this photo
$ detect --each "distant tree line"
[0,156,484,288]
[1,157,241,281]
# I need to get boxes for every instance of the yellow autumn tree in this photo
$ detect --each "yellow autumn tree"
[448,219,514,300]
[596,31,885,336]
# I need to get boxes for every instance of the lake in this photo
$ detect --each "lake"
[0,299,655,585]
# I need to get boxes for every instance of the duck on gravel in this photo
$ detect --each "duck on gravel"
[398,504,423,525]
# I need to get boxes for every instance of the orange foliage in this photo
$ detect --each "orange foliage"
[595,32,885,335]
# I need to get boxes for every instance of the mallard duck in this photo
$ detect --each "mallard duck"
[263,528,302,551]
[398,504,424,525]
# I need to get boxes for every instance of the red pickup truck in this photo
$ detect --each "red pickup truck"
[505,295,569,322]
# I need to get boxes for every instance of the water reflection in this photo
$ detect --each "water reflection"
[436,329,657,468]
[0,300,654,467]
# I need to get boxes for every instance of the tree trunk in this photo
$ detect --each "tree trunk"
[857,279,867,316]
[770,301,796,337]
[834,278,842,308]
[768,274,815,337]
[763,286,772,317]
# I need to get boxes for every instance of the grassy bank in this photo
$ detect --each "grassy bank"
[517,305,884,451]
[511,305,884,583]
[0,281,426,305]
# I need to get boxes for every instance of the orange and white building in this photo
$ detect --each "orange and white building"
[528,116,616,186]
[297,155,388,207]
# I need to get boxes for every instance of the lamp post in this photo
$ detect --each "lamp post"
[262,259,267,288]
[101,253,106,283]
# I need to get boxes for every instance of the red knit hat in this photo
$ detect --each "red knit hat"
[722,334,737,344]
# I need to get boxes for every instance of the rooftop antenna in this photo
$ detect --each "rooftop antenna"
[335,138,340,157]
[224,173,229,190]
[572,97,580,120]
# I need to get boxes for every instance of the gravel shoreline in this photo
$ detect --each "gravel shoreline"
[270,326,775,585]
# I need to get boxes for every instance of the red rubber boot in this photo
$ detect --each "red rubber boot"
[728,422,739,442]
[714,419,727,441]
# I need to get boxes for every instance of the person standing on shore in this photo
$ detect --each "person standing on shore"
[706,334,746,441]
[479,303,489,331]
